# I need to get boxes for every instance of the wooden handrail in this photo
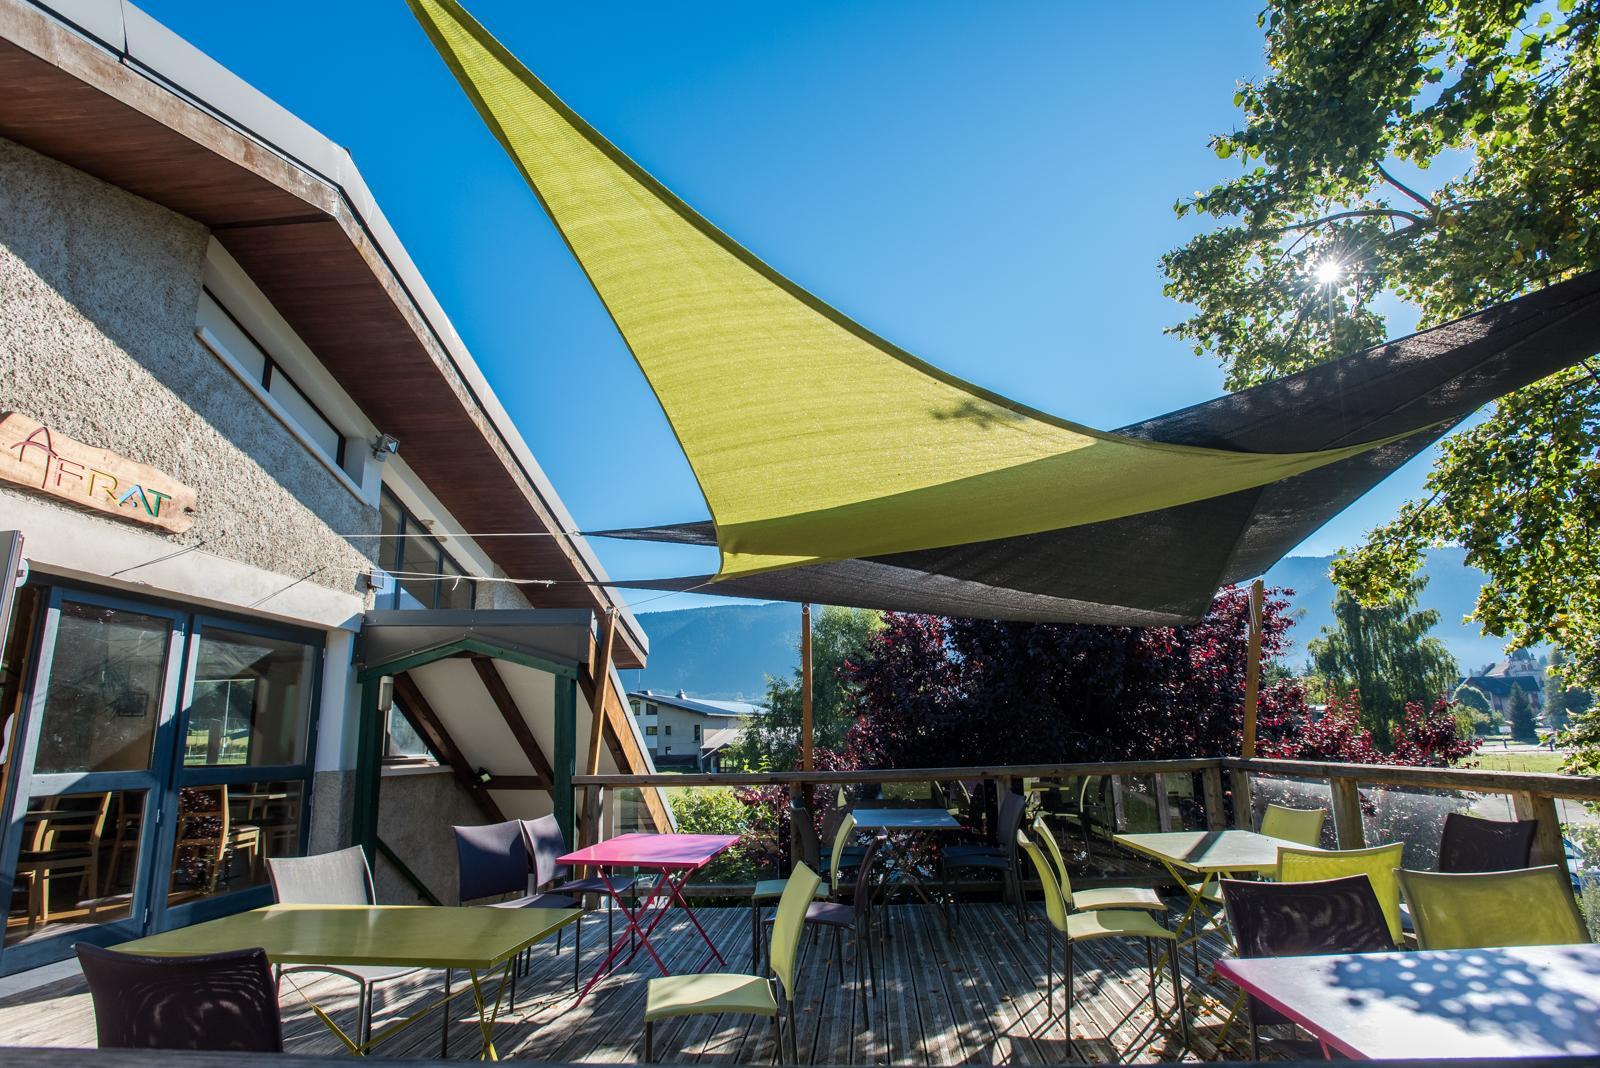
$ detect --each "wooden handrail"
[573,757,1222,788]
[575,754,1598,801]
[1223,756,1600,801]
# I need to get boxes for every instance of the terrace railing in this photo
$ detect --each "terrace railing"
[574,756,1600,894]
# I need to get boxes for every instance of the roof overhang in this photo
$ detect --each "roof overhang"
[0,0,647,666]
[356,608,593,679]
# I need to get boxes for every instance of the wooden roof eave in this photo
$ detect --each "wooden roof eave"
[0,0,647,667]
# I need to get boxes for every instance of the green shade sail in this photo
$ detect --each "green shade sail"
[407,0,1388,581]
[408,1,1600,624]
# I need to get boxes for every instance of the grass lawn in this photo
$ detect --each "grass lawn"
[1472,750,1570,774]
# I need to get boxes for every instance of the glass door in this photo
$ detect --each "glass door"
[0,590,187,972]
[158,617,320,930]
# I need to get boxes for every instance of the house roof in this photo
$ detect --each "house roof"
[0,0,647,666]
[629,690,764,718]
[700,726,744,754]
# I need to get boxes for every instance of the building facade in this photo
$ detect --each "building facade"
[627,690,761,770]
[0,0,657,974]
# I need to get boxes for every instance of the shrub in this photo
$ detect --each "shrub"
[668,787,765,883]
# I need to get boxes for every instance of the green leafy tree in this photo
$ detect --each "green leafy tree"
[733,606,882,771]
[1307,574,1459,748]
[1452,682,1501,735]
[1508,682,1539,742]
[1162,1,1600,763]
[1545,647,1593,731]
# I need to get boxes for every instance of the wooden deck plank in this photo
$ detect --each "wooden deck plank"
[0,903,1284,1064]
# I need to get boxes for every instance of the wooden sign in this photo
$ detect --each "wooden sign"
[0,412,197,533]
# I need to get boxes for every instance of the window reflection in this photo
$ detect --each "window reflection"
[167,780,302,905]
[6,791,144,945]
[34,603,170,774]
[185,629,315,767]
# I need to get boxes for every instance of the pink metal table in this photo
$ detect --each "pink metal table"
[558,832,739,999]
[1215,942,1600,1059]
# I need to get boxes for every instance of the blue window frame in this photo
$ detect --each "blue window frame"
[0,581,323,974]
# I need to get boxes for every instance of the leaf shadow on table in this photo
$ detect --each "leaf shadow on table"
[1319,946,1600,1055]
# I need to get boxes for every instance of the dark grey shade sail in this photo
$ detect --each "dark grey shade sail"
[595,268,1600,624]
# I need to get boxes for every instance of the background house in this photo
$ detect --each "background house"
[627,690,763,771]
[1462,648,1546,717]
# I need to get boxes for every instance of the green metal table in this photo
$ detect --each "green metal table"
[1113,829,1322,1048]
[116,903,579,1059]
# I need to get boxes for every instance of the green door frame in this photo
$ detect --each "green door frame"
[353,637,580,860]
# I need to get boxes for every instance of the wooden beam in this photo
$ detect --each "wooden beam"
[585,610,617,780]
[391,672,504,823]
[1153,773,1173,832]
[471,658,555,781]
[577,663,673,833]
[1330,778,1366,849]
[1240,578,1265,758]
[482,775,551,790]
[1229,768,1255,830]
[1513,791,1573,884]
[801,602,813,772]
[1201,766,1227,831]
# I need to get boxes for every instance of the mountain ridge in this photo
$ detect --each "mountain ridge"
[618,549,1520,700]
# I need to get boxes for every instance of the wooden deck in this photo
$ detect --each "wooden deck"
[0,901,1269,1064]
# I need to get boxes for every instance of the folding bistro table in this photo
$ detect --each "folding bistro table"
[1113,829,1322,959]
[850,807,962,930]
[1216,943,1600,1059]
[558,832,738,1000]
[116,903,578,1059]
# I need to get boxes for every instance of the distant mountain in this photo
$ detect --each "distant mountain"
[619,602,799,701]
[622,549,1522,699]
[1264,547,1528,673]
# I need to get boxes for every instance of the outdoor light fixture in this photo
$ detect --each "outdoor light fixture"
[476,767,493,786]
[371,433,401,462]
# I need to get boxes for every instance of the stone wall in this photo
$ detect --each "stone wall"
[373,767,485,905]
[0,134,374,598]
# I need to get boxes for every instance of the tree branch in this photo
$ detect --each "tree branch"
[1273,207,1429,233]
[1376,162,1438,214]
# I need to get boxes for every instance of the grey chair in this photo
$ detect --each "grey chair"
[267,846,420,1050]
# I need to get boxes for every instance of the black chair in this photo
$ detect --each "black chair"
[523,813,634,948]
[451,820,577,1030]
[1438,812,1537,872]
[1220,875,1394,1060]
[76,942,282,1052]
[941,787,1027,929]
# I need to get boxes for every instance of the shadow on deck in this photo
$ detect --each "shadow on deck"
[0,902,1261,1064]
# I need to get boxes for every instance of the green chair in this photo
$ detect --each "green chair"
[1018,831,1188,1052]
[1397,865,1588,950]
[828,812,860,895]
[645,862,822,1063]
[1275,842,1406,946]
[750,800,828,969]
[1030,816,1165,913]
[1259,803,1327,847]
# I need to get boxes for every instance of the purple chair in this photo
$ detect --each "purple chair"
[76,942,282,1052]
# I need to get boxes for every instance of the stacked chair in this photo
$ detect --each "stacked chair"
[1018,828,1188,1054]
[942,788,1028,929]
[451,819,578,1045]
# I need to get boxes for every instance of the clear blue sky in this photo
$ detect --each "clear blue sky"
[141,0,1442,613]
